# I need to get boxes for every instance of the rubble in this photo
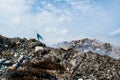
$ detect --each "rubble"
[35,46,44,53]
[60,46,69,51]
[0,35,120,80]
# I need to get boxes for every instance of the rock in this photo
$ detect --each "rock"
[17,55,24,62]
[9,55,24,71]
[60,46,69,50]
[3,60,13,66]
[4,45,8,48]
[0,59,6,64]
[103,43,111,49]
[35,46,44,53]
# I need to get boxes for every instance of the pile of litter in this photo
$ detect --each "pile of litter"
[53,38,120,58]
[0,35,120,80]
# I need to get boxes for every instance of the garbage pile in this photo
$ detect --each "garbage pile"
[53,38,120,59]
[0,35,120,80]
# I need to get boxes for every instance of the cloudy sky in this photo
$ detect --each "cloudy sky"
[0,0,120,45]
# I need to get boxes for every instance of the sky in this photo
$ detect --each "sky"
[0,0,120,46]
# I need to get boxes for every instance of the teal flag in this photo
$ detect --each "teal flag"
[37,33,43,40]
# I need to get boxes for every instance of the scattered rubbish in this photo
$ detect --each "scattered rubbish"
[60,46,69,51]
[0,35,120,80]
[9,55,24,71]
[35,46,44,53]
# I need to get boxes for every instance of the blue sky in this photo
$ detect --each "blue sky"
[0,0,120,45]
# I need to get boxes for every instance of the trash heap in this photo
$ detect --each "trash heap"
[53,38,120,59]
[0,35,120,80]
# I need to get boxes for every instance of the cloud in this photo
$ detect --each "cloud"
[109,29,120,36]
[11,16,21,24]
[0,0,112,45]
[58,29,68,36]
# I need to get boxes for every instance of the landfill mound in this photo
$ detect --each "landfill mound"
[53,38,120,58]
[0,35,120,80]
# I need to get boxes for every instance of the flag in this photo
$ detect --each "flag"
[37,33,43,40]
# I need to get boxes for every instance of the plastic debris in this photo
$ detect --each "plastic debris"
[0,35,120,80]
